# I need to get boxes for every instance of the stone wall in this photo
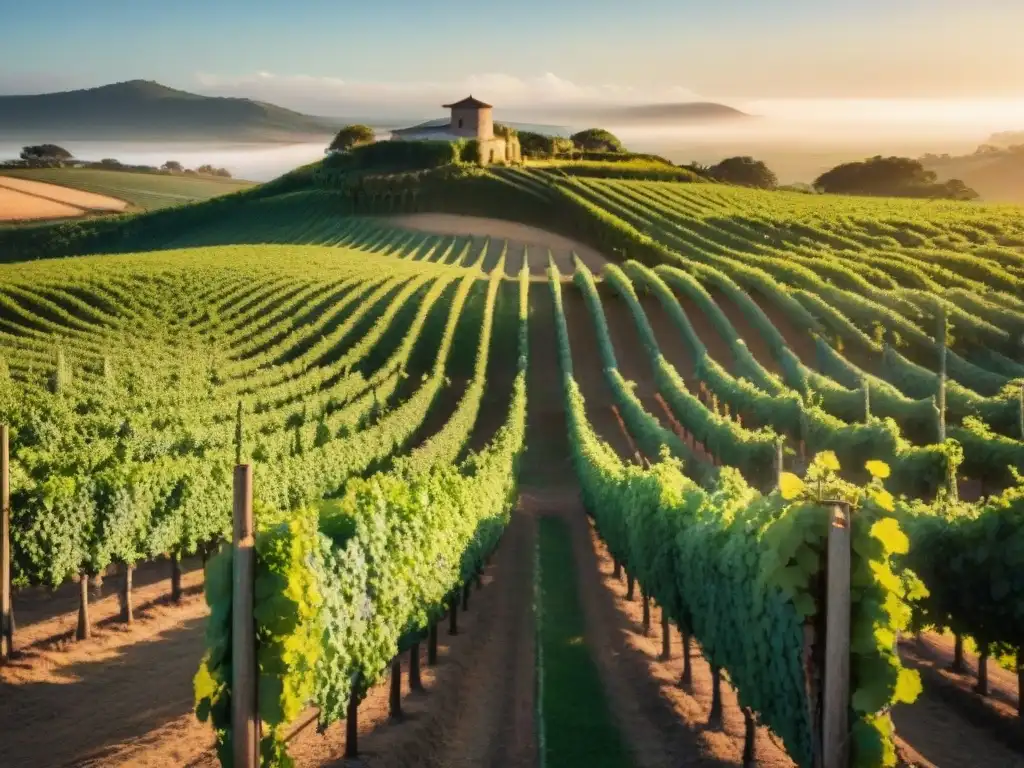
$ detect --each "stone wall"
[476,137,507,165]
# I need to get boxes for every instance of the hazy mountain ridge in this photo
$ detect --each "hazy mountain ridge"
[986,130,1024,147]
[922,145,1024,204]
[0,80,343,141]
[597,101,750,122]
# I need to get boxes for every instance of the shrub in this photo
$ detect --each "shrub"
[708,156,778,189]
[570,128,624,153]
[328,125,376,152]
[814,156,978,200]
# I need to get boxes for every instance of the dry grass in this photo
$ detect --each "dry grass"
[0,187,85,221]
[0,176,129,212]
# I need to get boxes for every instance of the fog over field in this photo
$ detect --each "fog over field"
[0,140,331,182]
[578,97,1024,183]
[3,97,1022,184]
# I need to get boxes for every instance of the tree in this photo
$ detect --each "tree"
[329,125,376,152]
[552,137,575,155]
[814,155,978,200]
[933,178,979,201]
[570,128,624,153]
[518,131,574,158]
[707,156,777,189]
[681,161,711,177]
[97,158,122,168]
[20,144,72,161]
[162,160,183,173]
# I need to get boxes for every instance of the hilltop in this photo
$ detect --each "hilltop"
[922,144,1024,204]
[0,79,342,141]
[595,101,751,123]
[986,129,1024,147]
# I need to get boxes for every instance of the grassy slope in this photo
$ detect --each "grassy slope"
[538,515,632,768]
[0,79,338,141]
[0,168,255,210]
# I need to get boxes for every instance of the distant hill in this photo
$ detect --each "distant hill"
[598,102,751,123]
[921,146,1024,204]
[986,130,1024,148]
[0,80,342,141]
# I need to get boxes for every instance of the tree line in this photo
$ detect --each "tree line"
[326,123,982,202]
[3,145,231,177]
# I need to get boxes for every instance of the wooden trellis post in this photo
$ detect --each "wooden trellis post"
[232,464,258,768]
[822,502,851,768]
[1,425,12,662]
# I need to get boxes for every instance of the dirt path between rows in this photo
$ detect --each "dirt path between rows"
[0,560,213,767]
[892,636,1024,766]
[383,214,608,276]
[545,494,791,768]
[401,504,537,768]
[0,523,537,768]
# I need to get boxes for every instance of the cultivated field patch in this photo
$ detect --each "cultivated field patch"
[0,186,85,221]
[0,175,129,211]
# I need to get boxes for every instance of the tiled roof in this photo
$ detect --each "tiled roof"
[442,95,493,109]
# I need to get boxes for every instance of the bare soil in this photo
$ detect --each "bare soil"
[521,279,574,489]
[561,282,640,462]
[0,559,213,767]
[0,526,537,768]
[708,288,781,375]
[0,175,130,212]
[892,681,1024,768]
[383,214,608,276]
[600,284,657,397]
[463,282,520,456]
[912,632,1019,711]
[0,186,85,221]
[670,286,737,373]
[893,634,1024,762]
[639,292,697,380]
[503,244,526,278]
[746,293,817,368]
[542,493,791,767]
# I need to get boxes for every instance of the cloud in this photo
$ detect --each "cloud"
[193,71,704,115]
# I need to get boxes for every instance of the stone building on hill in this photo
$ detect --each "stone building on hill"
[390,96,521,165]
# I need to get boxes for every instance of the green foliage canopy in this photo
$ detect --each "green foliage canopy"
[328,124,377,152]
[518,130,574,157]
[815,156,978,200]
[20,144,72,160]
[570,128,624,153]
[708,156,778,189]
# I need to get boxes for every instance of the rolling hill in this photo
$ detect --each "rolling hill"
[596,101,751,123]
[1,150,1023,768]
[0,79,342,141]
[923,146,1024,204]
